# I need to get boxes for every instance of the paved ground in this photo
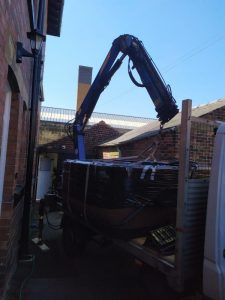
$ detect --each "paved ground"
[7,211,200,300]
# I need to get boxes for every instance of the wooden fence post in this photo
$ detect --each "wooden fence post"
[175,99,192,289]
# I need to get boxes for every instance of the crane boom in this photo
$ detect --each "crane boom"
[73,34,179,159]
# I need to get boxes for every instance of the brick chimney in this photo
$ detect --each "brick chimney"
[76,65,93,111]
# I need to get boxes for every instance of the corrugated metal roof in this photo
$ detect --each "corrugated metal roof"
[102,99,225,146]
[40,106,154,130]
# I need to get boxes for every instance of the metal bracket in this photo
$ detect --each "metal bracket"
[16,42,33,63]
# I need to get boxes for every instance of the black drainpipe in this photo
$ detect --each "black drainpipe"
[20,0,46,257]
[37,0,45,32]
[27,0,35,31]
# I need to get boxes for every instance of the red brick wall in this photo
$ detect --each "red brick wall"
[40,121,121,157]
[118,128,179,161]
[100,107,225,166]
[84,121,121,158]
[0,1,33,298]
[202,106,225,121]
[0,1,32,96]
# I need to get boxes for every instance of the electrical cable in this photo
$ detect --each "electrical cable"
[64,117,75,141]
[163,33,225,73]
[99,32,225,107]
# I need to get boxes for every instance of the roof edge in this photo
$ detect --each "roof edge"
[47,0,64,37]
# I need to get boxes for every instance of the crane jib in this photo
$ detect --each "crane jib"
[73,34,179,159]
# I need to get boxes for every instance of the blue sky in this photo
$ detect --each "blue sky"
[43,0,225,118]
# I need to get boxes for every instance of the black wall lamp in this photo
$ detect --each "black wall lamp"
[16,30,45,63]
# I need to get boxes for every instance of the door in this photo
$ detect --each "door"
[36,156,53,200]
[0,83,12,210]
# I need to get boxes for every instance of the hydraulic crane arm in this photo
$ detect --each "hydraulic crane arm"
[73,34,179,159]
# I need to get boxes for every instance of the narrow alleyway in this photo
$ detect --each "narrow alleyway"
[7,211,188,300]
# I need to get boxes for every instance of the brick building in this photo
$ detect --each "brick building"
[100,99,225,167]
[0,1,64,298]
[36,106,152,198]
[39,106,153,145]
